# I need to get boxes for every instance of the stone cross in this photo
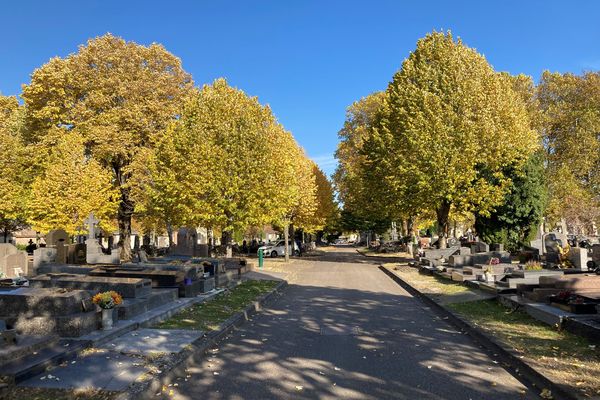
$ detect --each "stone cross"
[84,213,100,239]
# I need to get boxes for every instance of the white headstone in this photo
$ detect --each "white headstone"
[84,213,100,239]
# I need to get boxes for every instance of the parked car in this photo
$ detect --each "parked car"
[258,240,300,257]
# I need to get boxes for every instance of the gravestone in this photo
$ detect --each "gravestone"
[174,228,198,256]
[198,244,209,258]
[0,244,28,278]
[67,243,87,264]
[543,232,568,264]
[470,241,489,254]
[84,213,120,265]
[568,247,589,270]
[591,244,600,268]
[529,239,544,255]
[46,229,69,264]
[490,243,504,252]
[33,247,57,273]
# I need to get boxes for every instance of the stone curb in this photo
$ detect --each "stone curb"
[117,279,288,400]
[379,265,580,400]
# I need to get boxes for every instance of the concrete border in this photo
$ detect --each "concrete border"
[379,265,580,400]
[118,279,288,400]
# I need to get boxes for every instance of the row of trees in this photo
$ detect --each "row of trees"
[334,32,600,250]
[0,34,337,260]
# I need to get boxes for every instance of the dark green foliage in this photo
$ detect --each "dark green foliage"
[475,152,548,252]
[339,209,390,235]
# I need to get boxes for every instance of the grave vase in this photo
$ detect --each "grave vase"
[101,308,115,330]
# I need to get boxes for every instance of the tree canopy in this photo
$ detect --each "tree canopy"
[21,33,194,258]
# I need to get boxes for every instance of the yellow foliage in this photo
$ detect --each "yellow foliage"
[28,131,119,235]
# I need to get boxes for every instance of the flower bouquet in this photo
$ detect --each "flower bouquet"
[93,291,123,330]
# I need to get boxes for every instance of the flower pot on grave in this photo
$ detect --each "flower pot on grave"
[101,308,116,330]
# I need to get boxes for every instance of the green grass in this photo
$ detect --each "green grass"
[448,300,600,397]
[387,264,472,297]
[155,280,279,331]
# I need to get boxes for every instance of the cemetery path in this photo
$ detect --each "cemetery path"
[166,247,536,400]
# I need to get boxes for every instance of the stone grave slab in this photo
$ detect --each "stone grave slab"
[0,288,97,337]
[511,269,564,279]
[29,274,152,298]
[89,267,182,287]
[422,246,460,261]
[101,328,203,356]
[449,251,511,268]
[122,262,200,280]
[553,275,600,291]
[20,349,145,391]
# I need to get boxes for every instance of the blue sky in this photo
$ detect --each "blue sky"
[2,1,599,176]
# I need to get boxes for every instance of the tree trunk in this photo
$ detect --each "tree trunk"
[115,162,134,262]
[166,224,174,248]
[289,224,295,257]
[118,210,133,261]
[436,201,451,249]
[284,221,290,263]
[222,230,233,258]
[407,216,415,241]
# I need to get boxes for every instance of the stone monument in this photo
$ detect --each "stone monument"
[84,213,120,265]
[45,229,69,264]
[0,244,28,278]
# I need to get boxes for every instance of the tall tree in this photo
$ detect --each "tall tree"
[333,92,392,233]
[21,33,193,259]
[0,95,29,242]
[150,79,301,254]
[538,71,600,234]
[381,32,538,247]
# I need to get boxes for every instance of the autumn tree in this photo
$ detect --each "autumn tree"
[538,71,600,234]
[333,92,392,234]
[311,164,338,234]
[150,79,301,255]
[380,32,538,247]
[0,95,29,242]
[28,131,119,235]
[21,33,193,259]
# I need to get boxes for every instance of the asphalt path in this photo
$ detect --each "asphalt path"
[163,246,536,399]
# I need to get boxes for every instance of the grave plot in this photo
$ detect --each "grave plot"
[0,244,28,279]
[89,265,214,297]
[29,274,152,298]
[517,274,600,314]
[0,288,97,338]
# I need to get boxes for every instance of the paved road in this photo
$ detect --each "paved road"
[164,247,535,399]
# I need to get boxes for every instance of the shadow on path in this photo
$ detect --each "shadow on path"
[162,279,534,400]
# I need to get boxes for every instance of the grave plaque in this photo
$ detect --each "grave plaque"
[0,244,29,278]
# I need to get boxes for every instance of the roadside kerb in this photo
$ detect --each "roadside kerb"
[379,264,580,400]
[119,279,288,400]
